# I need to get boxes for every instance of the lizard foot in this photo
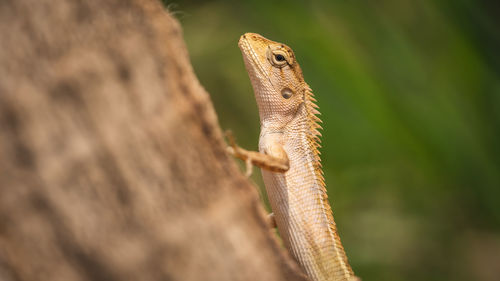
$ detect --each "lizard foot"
[225,130,254,177]
[267,212,277,228]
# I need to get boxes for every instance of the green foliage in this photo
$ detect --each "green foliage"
[173,0,500,280]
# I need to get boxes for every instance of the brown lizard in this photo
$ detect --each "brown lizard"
[228,33,359,281]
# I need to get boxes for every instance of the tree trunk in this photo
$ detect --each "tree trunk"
[0,0,307,280]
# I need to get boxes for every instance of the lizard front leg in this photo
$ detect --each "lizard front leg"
[226,131,289,176]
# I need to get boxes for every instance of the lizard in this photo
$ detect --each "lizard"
[228,33,359,281]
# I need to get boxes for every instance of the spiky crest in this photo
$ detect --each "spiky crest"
[303,84,354,278]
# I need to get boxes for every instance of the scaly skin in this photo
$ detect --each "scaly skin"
[233,33,358,281]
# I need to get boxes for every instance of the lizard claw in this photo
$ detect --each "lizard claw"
[225,130,237,148]
[245,158,253,177]
[267,212,277,228]
[225,130,238,156]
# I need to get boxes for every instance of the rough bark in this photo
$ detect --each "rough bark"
[0,0,307,281]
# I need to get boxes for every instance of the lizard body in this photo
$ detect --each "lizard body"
[233,33,357,281]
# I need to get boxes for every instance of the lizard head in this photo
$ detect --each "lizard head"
[238,33,306,126]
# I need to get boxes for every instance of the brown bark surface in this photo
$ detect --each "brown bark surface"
[0,0,307,280]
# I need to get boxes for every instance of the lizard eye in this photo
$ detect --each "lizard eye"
[267,48,289,67]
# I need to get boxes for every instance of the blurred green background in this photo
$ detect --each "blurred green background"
[168,0,500,280]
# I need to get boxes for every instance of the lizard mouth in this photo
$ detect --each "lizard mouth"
[238,34,270,78]
[238,34,276,89]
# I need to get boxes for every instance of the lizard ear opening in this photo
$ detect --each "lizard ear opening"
[281,88,293,99]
